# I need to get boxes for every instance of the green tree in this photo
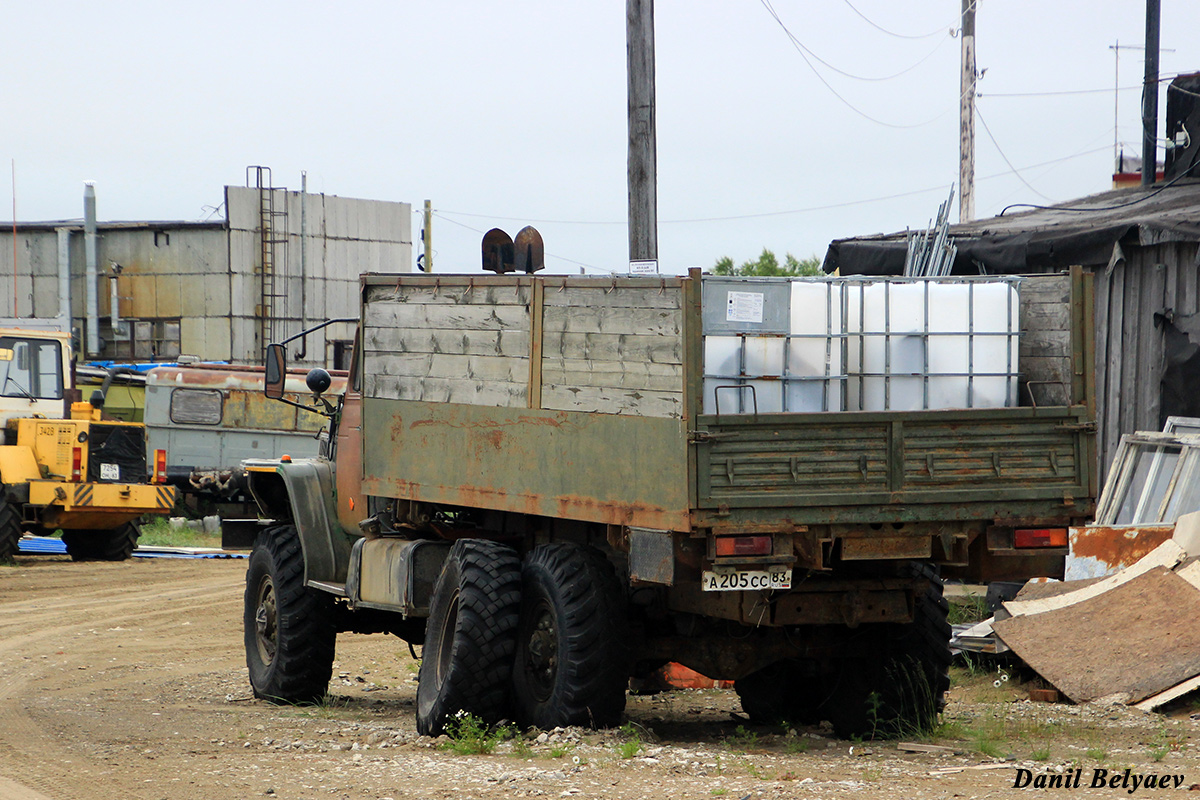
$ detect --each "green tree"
[712,248,821,277]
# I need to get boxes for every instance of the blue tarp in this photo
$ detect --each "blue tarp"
[16,536,246,559]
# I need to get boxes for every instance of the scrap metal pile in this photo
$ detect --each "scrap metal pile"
[953,416,1200,709]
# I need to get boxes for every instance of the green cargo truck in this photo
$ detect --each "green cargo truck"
[241,267,1095,738]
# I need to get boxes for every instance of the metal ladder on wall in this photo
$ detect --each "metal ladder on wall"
[247,166,288,352]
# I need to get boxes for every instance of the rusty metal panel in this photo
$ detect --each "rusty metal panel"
[840,535,932,561]
[361,397,690,531]
[694,407,1093,522]
[1065,524,1175,580]
[629,528,675,584]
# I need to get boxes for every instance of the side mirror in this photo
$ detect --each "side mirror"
[264,343,286,399]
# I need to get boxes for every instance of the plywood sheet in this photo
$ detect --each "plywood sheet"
[993,567,1200,703]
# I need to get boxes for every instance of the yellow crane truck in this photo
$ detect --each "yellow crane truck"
[0,329,176,562]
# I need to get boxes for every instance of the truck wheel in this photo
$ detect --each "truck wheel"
[511,544,627,729]
[826,562,952,739]
[735,659,826,726]
[63,522,141,562]
[0,499,20,562]
[244,524,336,703]
[416,539,521,736]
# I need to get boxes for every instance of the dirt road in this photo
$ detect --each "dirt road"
[1,555,1197,800]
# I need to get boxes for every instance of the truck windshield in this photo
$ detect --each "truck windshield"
[0,337,64,399]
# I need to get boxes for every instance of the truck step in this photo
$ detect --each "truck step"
[307,580,347,597]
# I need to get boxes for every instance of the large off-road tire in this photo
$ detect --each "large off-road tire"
[825,562,952,739]
[0,498,20,563]
[416,539,522,736]
[244,524,336,704]
[511,543,627,729]
[735,659,827,726]
[62,522,141,562]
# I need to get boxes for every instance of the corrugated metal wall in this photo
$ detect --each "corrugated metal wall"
[1093,241,1200,480]
[225,187,412,365]
[0,187,412,366]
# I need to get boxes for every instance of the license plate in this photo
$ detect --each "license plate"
[701,566,792,592]
[100,463,120,480]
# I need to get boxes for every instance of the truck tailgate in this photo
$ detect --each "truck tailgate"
[694,407,1094,523]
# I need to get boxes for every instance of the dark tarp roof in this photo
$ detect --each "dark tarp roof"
[824,179,1200,276]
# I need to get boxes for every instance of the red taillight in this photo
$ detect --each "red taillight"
[715,535,773,557]
[71,447,82,482]
[154,449,167,484]
[1014,528,1069,548]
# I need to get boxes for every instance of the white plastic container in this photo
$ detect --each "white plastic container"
[787,280,844,412]
[847,280,1018,411]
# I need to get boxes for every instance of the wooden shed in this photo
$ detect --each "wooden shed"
[824,180,1200,481]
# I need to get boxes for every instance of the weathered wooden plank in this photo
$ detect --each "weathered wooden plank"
[1093,267,1111,467]
[367,352,529,383]
[1022,355,1071,385]
[542,305,681,336]
[542,359,684,393]
[544,331,683,364]
[364,327,530,358]
[1019,276,1071,305]
[365,283,532,306]
[540,384,683,418]
[1021,303,1072,333]
[541,284,682,310]
[1020,329,1071,358]
[1121,262,1142,438]
[1105,263,1126,474]
[365,302,531,332]
[365,373,527,407]
[1141,257,1168,431]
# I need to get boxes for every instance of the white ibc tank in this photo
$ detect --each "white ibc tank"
[787,280,843,412]
[847,280,1018,411]
[703,336,786,414]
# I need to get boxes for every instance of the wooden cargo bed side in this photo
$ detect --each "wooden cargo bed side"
[358,274,692,530]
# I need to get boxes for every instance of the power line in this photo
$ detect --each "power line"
[840,0,954,40]
[980,86,1142,98]
[758,0,953,129]
[437,144,1112,228]
[1000,162,1195,217]
[979,72,1192,99]
[976,107,1055,202]
[763,0,950,83]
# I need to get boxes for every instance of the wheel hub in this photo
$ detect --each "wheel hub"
[523,602,557,702]
[254,576,277,664]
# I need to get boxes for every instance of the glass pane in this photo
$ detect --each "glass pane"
[1113,445,1182,525]
[170,388,223,425]
[0,337,62,399]
[1162,449,1200,522]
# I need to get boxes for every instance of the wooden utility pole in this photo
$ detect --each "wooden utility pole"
[423,199,433,272]
[958,0,976,222]
[627,0,658,269]
[1141,0,1161,186]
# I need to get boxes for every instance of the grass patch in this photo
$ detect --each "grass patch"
[138,517,222,549]
[614,723,644,759]
[947,593,991,626]
[726,725,759,752]
[440,711,515,755]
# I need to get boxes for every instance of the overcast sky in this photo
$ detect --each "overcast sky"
[5,1,1199,276]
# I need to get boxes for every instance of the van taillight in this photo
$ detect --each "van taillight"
[154,449,167,484]
[71,447,82,482]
